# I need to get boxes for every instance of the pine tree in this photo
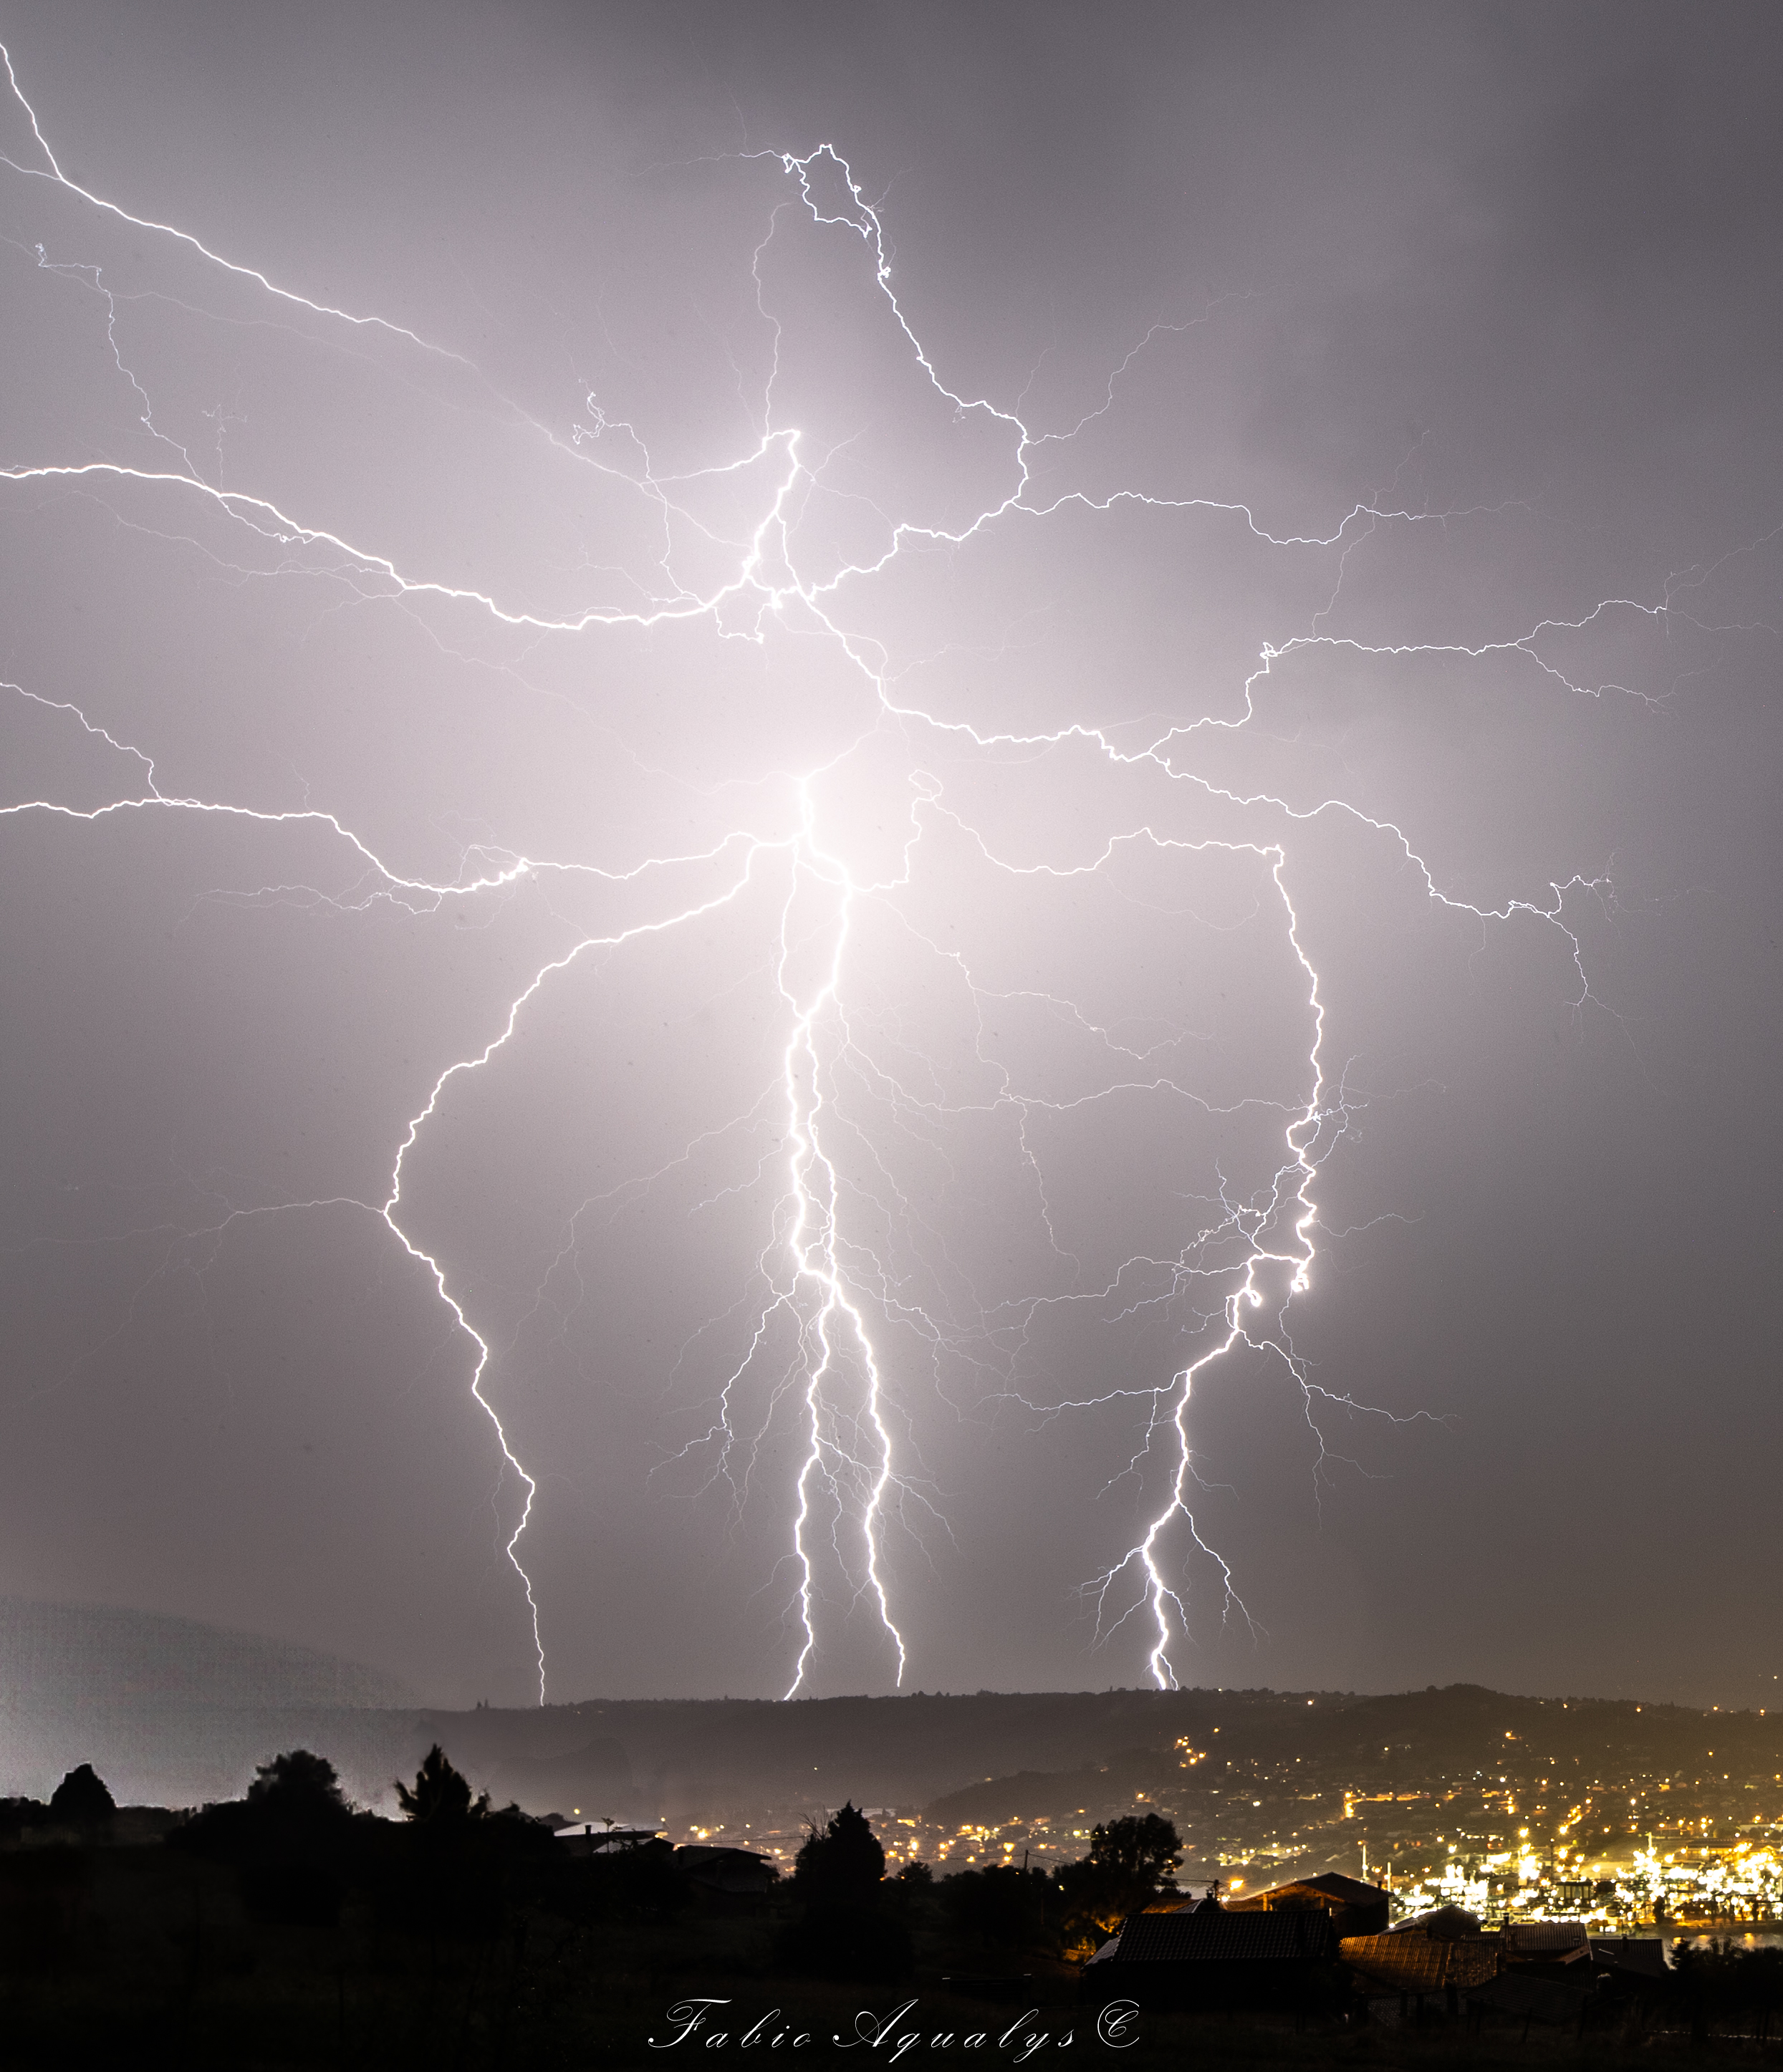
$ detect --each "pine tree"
[792,1800,886,1905]
[396,1744,490,1823]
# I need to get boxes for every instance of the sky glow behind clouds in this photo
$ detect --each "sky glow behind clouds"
[0,2,1777,1710]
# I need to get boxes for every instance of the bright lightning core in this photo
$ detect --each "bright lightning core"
[0,57,1686,1705]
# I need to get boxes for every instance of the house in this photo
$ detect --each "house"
[1226,1873,1390,1937]
[1589,1937,1668,2015]
[1590,1937,1666,1982]
[1340,1927,1499,2025]
[1466,1969,1594,2031]
[673,1844,779,1912]
[1341,1908,1500,2027]
[1464,1929,1666,2033]
[1083,1904,1340,2011]
[552,1823,662,1858]
[1499,1919,1592,1979]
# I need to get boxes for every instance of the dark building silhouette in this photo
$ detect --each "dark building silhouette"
[1226,1872,1388,1937]
[675,1843,778,1911]
[1083,1904,1339,2010]
[552,1823,661,1858]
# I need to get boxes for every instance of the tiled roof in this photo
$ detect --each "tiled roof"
[1591,1937,1666,1980]
[1226,1874,1388,1917]
[1503,1920,1590,1960]
[1297,1874,1384,1907]
[1395,1904,1482,1938]
[1227,1881,1393,1922]
[554,1824,663,1855]
[1341,1932,1499,1993]
[1100,1909,1335,1965]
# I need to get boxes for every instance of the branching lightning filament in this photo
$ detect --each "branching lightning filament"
[0,54,1674,1702]
[773,795,907,1695]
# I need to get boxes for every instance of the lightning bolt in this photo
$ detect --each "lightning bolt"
[0,54,1703,1701]
[772,785,906,1697]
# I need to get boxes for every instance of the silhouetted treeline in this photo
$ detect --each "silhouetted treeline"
[165,1745,691,1939]
[8,1755,1187,1967]
[1672,1938,1783,2041]
[769,1800,1186,1982]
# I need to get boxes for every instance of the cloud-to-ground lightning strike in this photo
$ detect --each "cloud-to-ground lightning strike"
[0,52,1676,1701]
[772,789,908,1699]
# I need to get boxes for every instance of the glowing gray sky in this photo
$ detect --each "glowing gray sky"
[1,1,1777,1709]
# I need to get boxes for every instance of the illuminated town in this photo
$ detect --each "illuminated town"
[666,1692,1783,1934]
[9,1682,1783,2058]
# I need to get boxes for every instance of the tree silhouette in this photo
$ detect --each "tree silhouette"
[396,1744,489,1823]
[246,1748,350,1819]
[940,1862,1053,1955]
[48,1763,115,1826]
[172,1750,355,1928]
[1087,1813,1182,1892]
[1054,1812,1182,1937]
[778,1803,910,1980]
[792,1801,885,1904]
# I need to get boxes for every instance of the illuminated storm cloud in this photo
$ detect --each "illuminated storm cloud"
[0,10,1775,1708]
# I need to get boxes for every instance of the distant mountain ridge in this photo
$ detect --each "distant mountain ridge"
[4,1616,1774,1849]
[0,1597,429,1806]
[0,1597,418,1713]
[431,1682,1782,1821]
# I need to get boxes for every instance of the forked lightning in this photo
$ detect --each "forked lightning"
[1,57,1654,1701]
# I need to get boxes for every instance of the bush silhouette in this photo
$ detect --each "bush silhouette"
[48,1763,115,1827]
[170,1748,357,1927]
[1673,1938,1783,2040]
[940,1861,1053,1956]
[246,1749,351,1821]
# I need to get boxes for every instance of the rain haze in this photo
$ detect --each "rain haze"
[1,1,1777,1721]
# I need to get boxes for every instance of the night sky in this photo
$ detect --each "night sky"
[1,2,1777,1712]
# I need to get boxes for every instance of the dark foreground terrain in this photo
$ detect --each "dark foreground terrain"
[0,1880,1764,2072]
[3,1752,1778,2069]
